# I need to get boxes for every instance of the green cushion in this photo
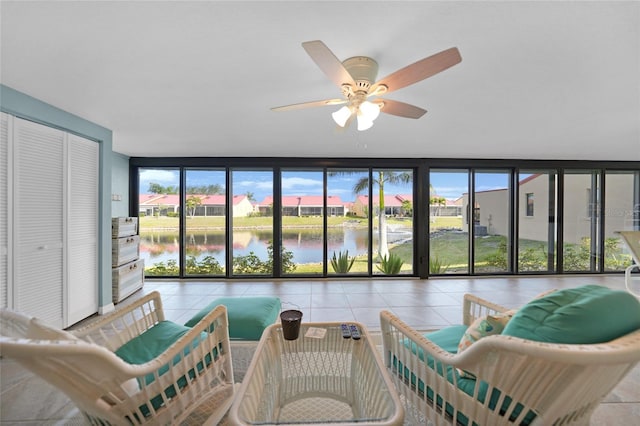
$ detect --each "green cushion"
[396,325,535,426]
[184,296,280,340]
[115,321,191,365]
[502,284,640,343]
[115,321,216,418]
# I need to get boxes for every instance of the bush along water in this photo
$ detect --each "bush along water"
[146,242,296,276]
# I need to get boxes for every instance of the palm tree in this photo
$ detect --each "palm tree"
[330,170,411,259]
[185,196,202,219]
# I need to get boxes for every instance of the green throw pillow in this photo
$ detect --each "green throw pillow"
[502,284,640,344]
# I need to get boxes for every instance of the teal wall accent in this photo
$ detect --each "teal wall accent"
[111,151,130,217]
[1,84,113,311]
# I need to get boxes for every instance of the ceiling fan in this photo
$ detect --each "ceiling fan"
[272,40,462,131]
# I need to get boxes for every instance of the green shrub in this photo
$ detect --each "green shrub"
[330,250,356,273]
[186,255,223,274]
[377,253,404,274]
[146,256,224,275]
[429,256,449,274]
[233,242,296,274]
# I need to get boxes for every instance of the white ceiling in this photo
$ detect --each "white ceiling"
[1,1,639,161]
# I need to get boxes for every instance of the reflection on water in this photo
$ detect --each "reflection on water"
[140,227,412,265]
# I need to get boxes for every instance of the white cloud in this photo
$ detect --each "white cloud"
[140,169,179,185]
[236,180,273,191]
[281,176,323,190]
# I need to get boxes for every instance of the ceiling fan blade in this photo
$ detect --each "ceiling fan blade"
[302,40,357,88]
[374,99,427,119]
[371,47,461,95]
[271,98,346,112]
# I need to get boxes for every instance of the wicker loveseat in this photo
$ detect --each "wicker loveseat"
[0,291,235,425]
[380,285,640,425]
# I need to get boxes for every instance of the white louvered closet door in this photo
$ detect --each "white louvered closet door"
[0,113,8,309]
[66,134,98,325]
[13,117,65,327]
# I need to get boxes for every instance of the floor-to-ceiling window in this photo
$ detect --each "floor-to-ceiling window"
[327,168,370,276]
[517,170,558,272]
[231,169,274,276]
[371,168,414,275]
[184,169,226,276]
[603,170,640,271]
[429,169,469,274]
[131,159,638,279]
[281,169,324,276]
[473,170,512,273]
[563,170,601,272]
[139,167,180,276]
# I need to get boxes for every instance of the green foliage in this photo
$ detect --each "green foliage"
[146,256,224,275]
[145,242,296,276]
[186,184,224,195]
[429,256,449,274]
[186,255,223,274]
[146,259,179,276]
[232,252,266,274]
[330,250,356,273]
[482,237,632,272]
[274,242,297,273]
[401,200,413,217]
[185,196,202,218]
[148,182,177,194]
[233,242,296,275]
[377,253,404,274]
[484,240,509,270]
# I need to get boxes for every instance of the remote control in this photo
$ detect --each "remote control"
[341,323,351,339]
[349,324,361,340]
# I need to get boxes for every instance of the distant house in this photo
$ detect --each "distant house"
[139,194,254,217]
[429,194,462,217]
[351,194,412,217]
[255,195,347,216]
[460,174,636,244]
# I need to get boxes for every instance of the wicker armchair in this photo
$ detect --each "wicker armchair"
[380,291,640,426]
[618,230,640,297]
[0,291,235,425]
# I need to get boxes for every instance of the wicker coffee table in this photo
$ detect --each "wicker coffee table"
[229,321,404,425]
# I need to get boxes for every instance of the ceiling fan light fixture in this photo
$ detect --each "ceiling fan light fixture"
[356,116,374,131]
[332,106,352,127]
[359,100,381,121]
[354,100,380,131]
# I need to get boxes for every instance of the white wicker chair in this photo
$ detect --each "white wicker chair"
[380,293,640,426]
[618,230,640,297]
[0,291,235,425]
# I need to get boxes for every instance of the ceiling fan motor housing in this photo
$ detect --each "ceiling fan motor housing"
[342,56,378,92]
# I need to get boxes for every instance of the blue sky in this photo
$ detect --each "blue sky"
[139,168,513,202]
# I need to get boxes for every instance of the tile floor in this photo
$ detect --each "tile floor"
[1,275,639,424]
